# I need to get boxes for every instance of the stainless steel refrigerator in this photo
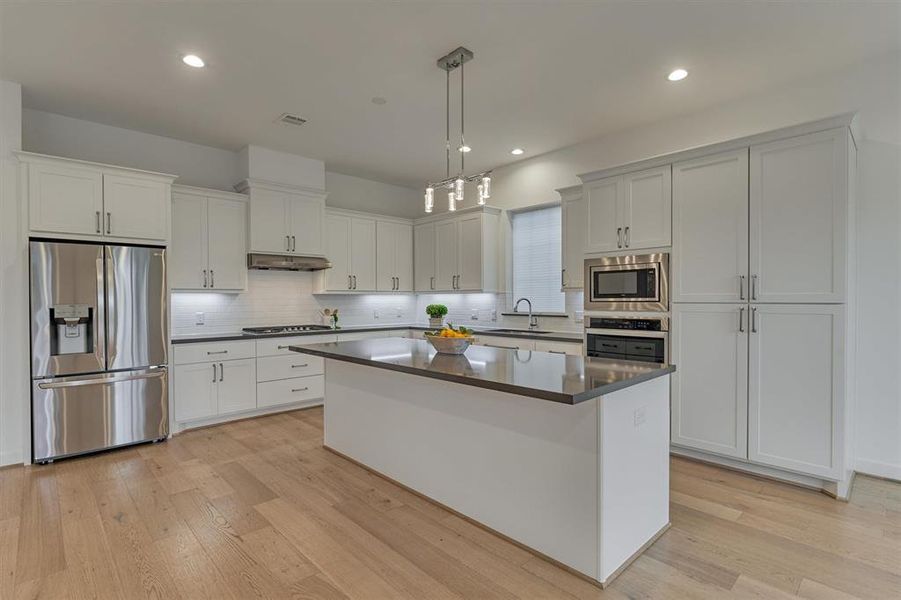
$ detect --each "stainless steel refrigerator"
[30,240,169,463]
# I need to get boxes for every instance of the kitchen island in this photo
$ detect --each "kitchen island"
[290,337,674,587]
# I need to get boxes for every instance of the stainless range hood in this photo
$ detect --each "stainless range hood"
[247,253,331,271]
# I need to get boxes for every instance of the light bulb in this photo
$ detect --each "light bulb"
[424,187,434,213]
[182,54,205,68]
[458,145,471,153]
[667,68,688,82]
[481,176,491,199]
[448,191,457,212]
[454,177,464,201]
[477,184,486,205]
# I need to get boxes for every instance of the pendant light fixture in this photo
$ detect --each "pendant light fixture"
[424,47,492,213]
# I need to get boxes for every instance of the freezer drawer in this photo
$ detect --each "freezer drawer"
[32,368,168,462]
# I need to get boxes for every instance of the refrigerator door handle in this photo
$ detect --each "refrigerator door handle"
[105,246,118,367]
[37,369,167,389]
[95,254,107,369]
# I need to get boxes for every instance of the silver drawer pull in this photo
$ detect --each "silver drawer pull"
[291,387,309,393]
[486,344,517,350]
[548,350,566,354]
[207,350,228,355]
[277,345,291,349]
[291,364,309,369]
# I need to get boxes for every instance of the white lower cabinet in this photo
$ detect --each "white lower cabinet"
[473,335,535,351]
[173,361,218,422]
[258,376,325,409]
[748,304,844,479]
[216,358,257,416]
[534,340,584,356]
[671,304,748,459]
[672,303,844,480]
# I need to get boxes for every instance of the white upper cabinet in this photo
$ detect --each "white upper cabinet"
[435,218,459,290]
[583,165,671,253]
[20,152,174,243]
[584,176,621,253]
[623,165,672,250]
[350,217,376,291]
[749,128,848,303]
[671,303,748,459]
[672,149,749,302]
[456,214,483,291]
[242,180,326,256]
[171,186,248,292]
[319,210,384,292]
[414,222,437,292]
[560,186,585,289]
[324,213,352,291]
[748,304,844,479]
[377,220,413,292]
[102,174,169,241]
[417,207,499,292]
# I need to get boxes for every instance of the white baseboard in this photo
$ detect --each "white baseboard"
[172,398,324,433]
[855,458,901,482]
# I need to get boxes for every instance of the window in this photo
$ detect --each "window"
[511,205,565,312]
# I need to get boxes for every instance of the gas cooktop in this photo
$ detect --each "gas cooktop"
[242,324,333,335]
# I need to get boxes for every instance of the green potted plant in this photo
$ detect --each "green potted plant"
[425,304,448,328]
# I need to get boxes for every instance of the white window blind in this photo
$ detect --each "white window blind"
[511,205,565,312]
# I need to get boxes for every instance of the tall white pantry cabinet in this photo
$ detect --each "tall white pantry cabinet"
[669,121,856,492]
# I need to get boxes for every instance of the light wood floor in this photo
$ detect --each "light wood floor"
[1,406,899,599]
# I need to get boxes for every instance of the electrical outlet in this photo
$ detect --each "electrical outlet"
[574,311,584,323]
[491,310,498,322]
[633,406,646,427]
[373,309,380,319]
[195,312,205,326]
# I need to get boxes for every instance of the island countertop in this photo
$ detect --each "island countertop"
[290,337,674,404]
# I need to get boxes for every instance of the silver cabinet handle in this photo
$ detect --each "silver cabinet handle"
[739,307,745,333]
[352,275,357,289]
[286,235,291,251]
[751,274,758,300]
[548,350,566,355]
[617,227,623,248]
[430,276,435,290]
[212,363,217,383]
[95,211,101,233]
[751,307,758,333]
[291,363,309,369]
[486,343,517,350]
[291,235,296,252]
[203,269,208,288]
[739,275,746,300]
[210,270,214,288]
[219,362,224,382]
[277,345,291,350]
[106,212,111,235]
[291,386,309,393]
[395,276,399,290]
[207,350,228,355]
[348,275,353,289]
[561,268,566,288]
[624,226,630,247]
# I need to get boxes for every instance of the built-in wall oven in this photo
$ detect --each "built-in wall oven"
[585,316,668,364]
[584,253,669,312]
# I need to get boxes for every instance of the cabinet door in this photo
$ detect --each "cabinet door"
[174,362,217,422]
[249,188,289,253]
[28,162,104,236]
[103,175,169,241]
[534,340,583,356]
[376,221,397,291]
[749,128,848,303]
[207,198,247,291]
[170,193,208,290]
[748,304,843,479]
[435,219,458,291]
[621,165,671,250]
[561,194,586,289]
[350,217,377,291]
[671,304,748,459]
[457,214,483,291]
[584,176,622,253]
[672,150,749,302]
[216,358,257,416]
[324,213,352,290]
[289,196,324,256]
[414,223,437,291]
[395,223,413,292]
[475,336,535,351]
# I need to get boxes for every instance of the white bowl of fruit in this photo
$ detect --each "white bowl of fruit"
[424,325,474,354]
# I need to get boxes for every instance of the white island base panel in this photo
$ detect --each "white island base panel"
[322,359,670,586]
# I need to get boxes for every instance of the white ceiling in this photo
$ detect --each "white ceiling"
[1,1,898,187]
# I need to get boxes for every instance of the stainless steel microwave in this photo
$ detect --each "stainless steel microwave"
[584,253,669,312]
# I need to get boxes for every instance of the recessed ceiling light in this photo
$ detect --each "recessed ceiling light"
[510,148,524,155]
[667,68,688,82]
[371,96,387,105]
[458,145,471,153]
[182,54,205,68]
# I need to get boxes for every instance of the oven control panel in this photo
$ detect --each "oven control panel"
[587,317,666,331]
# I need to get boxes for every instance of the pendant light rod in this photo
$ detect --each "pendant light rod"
[445,66,450,180]
[460,49,465,175]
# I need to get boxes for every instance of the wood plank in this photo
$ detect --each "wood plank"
[0,517,20,599]
[15,467,66,585]
[60,515,125,600]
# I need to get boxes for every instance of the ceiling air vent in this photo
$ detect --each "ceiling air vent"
[276,113,307,126]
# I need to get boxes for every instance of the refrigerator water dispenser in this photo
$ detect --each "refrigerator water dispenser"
[50,304,92,355]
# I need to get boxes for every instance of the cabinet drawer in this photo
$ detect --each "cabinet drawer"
[534,340,583,356]
[174,340,255,365]
[592,338,626,355]
[257,375,324,409]
[257,354,324,382]
[255,334,336,357]
[626,339,664,358]
[475,336,535,351]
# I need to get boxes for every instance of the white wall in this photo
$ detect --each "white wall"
[0,81,26,466]
[326,171,421,219]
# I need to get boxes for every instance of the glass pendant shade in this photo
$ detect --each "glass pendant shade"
[424,187,434,213]
[481,176,491,199]
[454,177,464,201]
[448,191,457,211]
[477,183,486,205]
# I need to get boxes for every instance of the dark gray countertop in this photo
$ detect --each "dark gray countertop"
[289,337,673,405]
[170,325,584,345]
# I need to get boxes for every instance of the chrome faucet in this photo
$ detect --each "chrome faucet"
[514,297,539,331]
